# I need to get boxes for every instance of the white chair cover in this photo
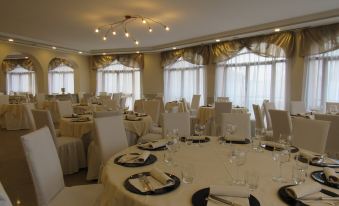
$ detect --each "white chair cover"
[102,99,119,111]
[56,100,73,118]
[314,114,339,158]
[215,102,232,126]
[292,118,330,154]
[216,97,229,102]
[263,101,275,130]
[252,104,265,129]
[134,99,145,113]
[0,95,9,104]
[325,102,339,113]
[190,95,201,111]
[221,113,251,139]
[290,101,307,115]
[181,98,189,113]
[94,115,129,164]
[143,100,160,125]
[21,127,102,206]
[112,93,122,102]
[163,112,190,138]
[0,181,12,206]
[120,97,127,109]
[23,103,36,130]
[269,109,292,140]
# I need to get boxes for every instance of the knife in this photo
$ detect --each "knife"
[209,195,242,206]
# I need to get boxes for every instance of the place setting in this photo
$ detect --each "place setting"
[114,151,157,167]
[137,139,169,151]
[311,167,339,189]
[71,116,91,122]
[296,151,339,168]
[124,168,180,195]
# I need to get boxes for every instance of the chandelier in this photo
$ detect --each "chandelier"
[95,15,170,46]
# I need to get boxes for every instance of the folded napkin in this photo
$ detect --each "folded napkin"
[118,151,151,164]
[190,136,206,141]
[286,182,322,199]
[207,185,250,206]
[139,139,168,149]
[126,114,137,120]
[129,168,174,192]
[299,150,318,161]
[323,167,338,184]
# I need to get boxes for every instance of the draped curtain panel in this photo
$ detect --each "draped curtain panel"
[91,54,144,70]
[299,23,339,56]
[2,59,35,72]
[48,57,73,70]
[161,45,210,67]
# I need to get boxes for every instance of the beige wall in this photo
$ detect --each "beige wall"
[0,42,90,94]
[142,53,163,97]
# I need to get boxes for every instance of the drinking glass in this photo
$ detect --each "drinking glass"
[163,150,174,165]
[181,163,195,184]
[273,149,290,182]
[292,162,308,185]
[252,128,264,152]
[194,123,205,146]
[233,149,247,185]
[246,170,259,190]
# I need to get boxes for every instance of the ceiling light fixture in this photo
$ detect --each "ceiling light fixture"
[216,39,220,42]
[8,38,14,42]
[52,46,56,50]
[95,15,170,46]
[78,51,83,54]
[172,47,176,50]
[274,28,281,32]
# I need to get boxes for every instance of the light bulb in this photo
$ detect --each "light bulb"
[52,46,56,50]
[148,27,152,32]
[103,36,107,41]
[165,26,170,31]
[135,40,139,45]
[142,19,146,24]
[125,32,129,37]
[112,31,116,35]
[78,51,83,54]
[274,28,281,32]
[95,28,100,33]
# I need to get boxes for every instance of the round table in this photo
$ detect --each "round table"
[100,137,338,206]
[197,106,249,123]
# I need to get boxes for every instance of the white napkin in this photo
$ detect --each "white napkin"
[190,136,206,141]
[323,167,338,184]
[126,114,137,120]
[150,168,174,185]
[139,139,168,149]
[299,150,318,161]
[118,151,151,164]
[207,185,250,206]
[286,182,322,199]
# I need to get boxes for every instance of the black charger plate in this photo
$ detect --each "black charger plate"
[114,153,157,167]
[137,144,167,151]
[278,185,339,206]
[124,172,180,195]
[261,144,299,153]
[180,137,210,143]
[219,137,251,144]
[311,170,339,189]
[297,156,339,168]
[192,188,260,206]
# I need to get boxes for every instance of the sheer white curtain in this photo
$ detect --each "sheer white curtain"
[48,65,74,94]
[6,66,36,95]
[305,48,339,111]
[215,48,287,114]
[96,60,141,109]
[164,58,206,105]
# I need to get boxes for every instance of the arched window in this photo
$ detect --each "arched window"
[48,58,74,94]
[215,48,287,113]
[6,66,36,95]
[96,60,141,108]
[164,57,206,105]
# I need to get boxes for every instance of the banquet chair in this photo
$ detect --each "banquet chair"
[252,104,265,129]
[134,99,145,113]
[163,112,191,138]
[112,92,123,102]
[190,95,201,115]
[314,114,339,158]
[31,109,86,174]
[82,93,92,104]
[269,109,292,140]
[181,98,190,112]
[221,113,251,140]
[168,106,179,113]
[290,101,307,115]
[56,100,73,118]
[94,115,129,164]
[0,95,9,104]
[292,118,330,154]
[325,102,339,113]
[216,97,229,102]
[23,103,36,130]
[0,181,12,206]
[102,99,119,111]
[263,100,275,130]
[213,102,232,135]
[143,100,161,126]
[120,96,127,109]
[21,127,102,206]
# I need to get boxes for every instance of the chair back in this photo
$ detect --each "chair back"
[169,106,179,113]
[154,96,165,113]
[221,113,251,139]
[102,99,119,111]
[292,118,330,154]
[120,97,127,109]
[163,112,190,137]
[0,181,12,206]
[82,93,92,104]
[252,104,265,129]
[93,111,121,118]
[269,109,292,140]
[0,95,9,105]
[31,110,58,145]
[21,127,65,206]
[112,93,123,102]
[181,98,189,112]
[263,101,275,130]
[191,95,201,110]
[56,100,73,117]
[290,101,307,115]
[143,100,160,124]
[23,103,36,130]
[215,102,232,125]
[326,102,339,113]
[94,115,128,163]
[314,114,339,158]
[216,97,229,102]
[134,99,145,113]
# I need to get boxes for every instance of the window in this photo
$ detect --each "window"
[305,48,339,111]
[215,48,287,113]
[48,65,74,94]
[96,60,141,109]
[6,66,36,95]
[164,57,206,105]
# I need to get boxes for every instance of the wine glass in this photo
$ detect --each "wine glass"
[194,123,205,147]
[252,128,264,152]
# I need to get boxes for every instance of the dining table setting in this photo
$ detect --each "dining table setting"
[99,131,339,206]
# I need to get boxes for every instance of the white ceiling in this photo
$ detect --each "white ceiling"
[1,0,339,53]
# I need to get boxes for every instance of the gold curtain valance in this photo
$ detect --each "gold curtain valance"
[212,31,295,63]
[2,59,34,72]
[91,54,144,70]
[161,45,210,67]
[299,23,339,56]
[48,58,73,70]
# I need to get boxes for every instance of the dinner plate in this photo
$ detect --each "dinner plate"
[311,170,339,189]
[278,185,339,206]
[261,144,299,153]
[124,172,180,195]
[192,188,260,206]
[219,137,251,144]
[297,156,339,168]
[137,144,168,151]
[114,153,157,167]
[180,137,210,143]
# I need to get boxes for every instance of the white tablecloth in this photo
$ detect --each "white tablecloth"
[197,106,249,123]
[100,137,338,206]
[165,102,187,112]
[0,104,30,130]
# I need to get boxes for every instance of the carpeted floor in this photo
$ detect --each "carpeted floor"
[0,128,96,206]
